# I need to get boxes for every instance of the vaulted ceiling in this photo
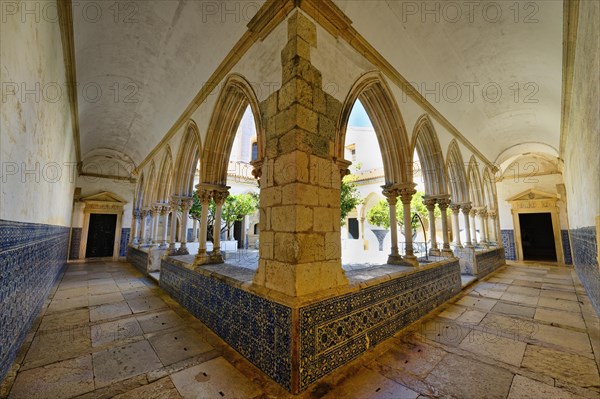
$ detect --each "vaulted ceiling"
[71,0,563,177]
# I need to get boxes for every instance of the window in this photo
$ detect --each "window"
[251,142,258,161]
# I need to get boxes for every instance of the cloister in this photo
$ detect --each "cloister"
[1,1,598,398]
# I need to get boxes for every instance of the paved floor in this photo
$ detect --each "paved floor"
[1,261,599,399]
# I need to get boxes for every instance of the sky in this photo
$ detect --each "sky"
[348,100,372,128]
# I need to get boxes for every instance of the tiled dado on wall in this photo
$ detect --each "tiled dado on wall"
[160,258,462,393]
[570,226,599,315]
[126,245,149,275]
[0,220,69,382]
[501,230,517,261]
[561,230,573,265]
[474,248,506,279]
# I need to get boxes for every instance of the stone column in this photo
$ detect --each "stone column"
[461,204,473,247]
[437,198,454,256]
[488,210,498,244]
[159,205,169,249]
[168,197,179,254]
[469,208,478,245]
[423,197,439,256]
[139,209,148,247]
[131,209,141,246]
[211,188,229,264]
[399,184,418,266]
[191,219,198,242]
[477,208,488,246]
[178,198,193,254]
[449,203,462,248]
[383,186,402,264]
[252,12,349,296]
[194,187,212,265]
[150,206,160,246]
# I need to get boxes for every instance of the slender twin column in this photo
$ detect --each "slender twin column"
[131,209,141,246]
[399,184,418,265]
[383,186,401,264]
[436,198,454,256]
[195,187,213,265]
[138,210,148,247]
[423,197,440,256]
[159,205,169,249]
[461,204,473,247]
[191,219,198,242]
[478,208,489,246]
[469,208,478,245]
[210,189,229,263]
[488,210,498,244]
[178,198,193,254]
[449,204,462,249]
[168,197,180,254]
[150,206,160,246]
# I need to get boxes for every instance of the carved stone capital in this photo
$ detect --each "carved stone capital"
[180,197,193,211]
[398,183,417,205]
[478,209,488,218]
[250,160,263,180]
[449,204,462,214]
[382,186,399,205]
[436,198,451,211]
[487,210,497,218]
[461,204,472,215]
[141,209,149,217]
[469,209,478,217]
[133,209,142,219]
[423,197,437,212]
[212,189,230,205]
[159,206,168,216]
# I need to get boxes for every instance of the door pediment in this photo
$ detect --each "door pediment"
[82,191,127,212]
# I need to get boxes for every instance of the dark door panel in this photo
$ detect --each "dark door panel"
[86,214,117,258]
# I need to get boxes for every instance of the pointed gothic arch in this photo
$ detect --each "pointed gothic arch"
[446,140,469,203]
[173,120,202,197]
[201,73,264,185]
[156,145,174,203]
[482,167,497,210]
[337,71,411,184]
[411,114,448,196]
[143,162,157,208]
[467,156,484,207]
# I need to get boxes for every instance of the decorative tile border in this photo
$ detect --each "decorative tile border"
[126,245,149,275]
[501,230,516,260]
[561,230,572,265]
[298,260,461,390]
[0,220,69,382]
[119,228,130,257]
[160,259,293,390]
[570,226,599,315]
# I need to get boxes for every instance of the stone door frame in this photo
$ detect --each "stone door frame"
[79,192,127,261]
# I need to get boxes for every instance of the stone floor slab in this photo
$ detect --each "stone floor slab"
[90,301,133,322]
[92,339,163,388]
[538,297,582,312]
[89,291,125,306]
[127,296,168,314]
[507,374,583,399]
[491,302,536,318]
[322,367,419,399]
[424,353,514,399]
[170,357,261,399]
[458,330,527,366]
[535,308,587,330]
[373,338,447,378]
[91,316,144,347]
[137,310,184,334]
[9,355,94,399]
[112,377,182,399]
[148,327,214,366]
[456,295,498,311]
[520,345,600,388]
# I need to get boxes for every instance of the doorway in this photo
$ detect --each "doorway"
[86,213,117,258]
[234,220,243,249]
[518,213,557,261]
[348,218,359,239]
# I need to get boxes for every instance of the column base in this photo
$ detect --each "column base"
[387,254,404,265]
[177,244,189,255]
[441,248,455,257]
[402,255,419,267]
[159,242,168,249]
[429,248,441,256]
[194,251,210,266]
[209,251,224,264]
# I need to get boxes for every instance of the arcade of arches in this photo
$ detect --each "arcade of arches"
[1,1,599,397]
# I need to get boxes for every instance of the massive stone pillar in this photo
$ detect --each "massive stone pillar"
[211,188,229,264]
[399,184,418,266]
[437,198,454,256]
[423,197,440,256]
[252,12,349,296]
[449,203,462,248]
[462,204,473,247]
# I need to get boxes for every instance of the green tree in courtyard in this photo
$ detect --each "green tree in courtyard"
[340,174,363,225]
[366,191,439,231]
[190,193,259,241]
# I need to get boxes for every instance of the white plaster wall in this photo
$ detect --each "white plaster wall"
[0,2,76,226]
[496,174,567,230]
[75,176,136,226]
[563,0,600,229]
